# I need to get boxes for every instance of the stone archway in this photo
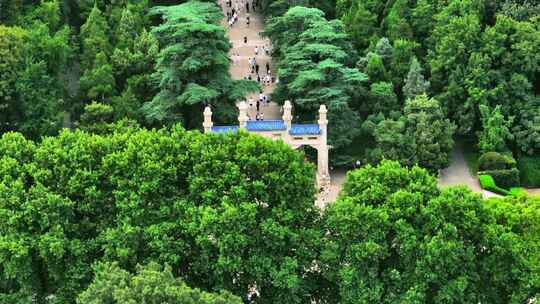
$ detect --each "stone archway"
[203,100,331,186]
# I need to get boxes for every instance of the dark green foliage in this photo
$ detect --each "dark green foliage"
[265,6,368,155]
[334,0,540,167]
[364,95,456,171]
[0,0,22,24]
[368,81,399,115]
[143,1,257,128]
[0,128,319,303]
[500,0,540,20]
[513,97,540,155]
[518,155,540,188]
[78,262,243,303]
[478,151,516,171]
[78,102,115,133]
[0,23,69,139]
[480,168,521,189]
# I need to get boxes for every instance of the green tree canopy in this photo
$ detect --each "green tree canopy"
[403,56,430,100]
[365,95,456,171]
[478,104,514,153]
[266,6,368,161]
[143,1,257,129]
[321,160,540,303]
[77,262,243,304]
[0,127,320,303]
[80,4,111,70]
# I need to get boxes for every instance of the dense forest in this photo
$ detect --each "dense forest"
[1,0,540,302]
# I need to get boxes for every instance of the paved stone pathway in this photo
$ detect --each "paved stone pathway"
[439,144,482,193]
[219,0,281,120]
[219,1,346,206]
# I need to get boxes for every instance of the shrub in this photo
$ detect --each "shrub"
[518,155,540,188]
[479,174,510,196]
[478,151,516,171]
[479,168,520,189]
[509,187,527,197]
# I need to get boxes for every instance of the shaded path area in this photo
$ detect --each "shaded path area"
[438,144,485,194]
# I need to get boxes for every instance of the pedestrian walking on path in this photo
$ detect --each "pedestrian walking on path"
[266,62,270,74]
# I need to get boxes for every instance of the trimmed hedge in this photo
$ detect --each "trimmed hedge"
[479,175,527,197]
[478,151,516,171]
[479,168,520,189]
[518,155,540,188]
[479,175,510,195]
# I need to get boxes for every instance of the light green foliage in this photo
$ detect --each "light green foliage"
[479,174,511,195]
[78,262,243,304]
[363,52,389,83]
[80,5,111,70]
[79,101,114,133]
[80,52,116,102]
[0,127,319,303]
[383,0,413,42]
[365,95,456,171]
[478,104,514,153]
[486,194,540,289]
[144,1,257,128]
[403,57,430,100]
[368,82,399,115]
[321,160,539,303]
[261,0,337,20]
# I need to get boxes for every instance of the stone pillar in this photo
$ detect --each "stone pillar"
[203,106,213,133]
[238,101,249,129]
[317,104,330,185]
[282,100,292,129]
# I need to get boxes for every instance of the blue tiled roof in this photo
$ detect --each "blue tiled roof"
[289,124,321,135]
[212,125,239,133]
[246,120,286,131]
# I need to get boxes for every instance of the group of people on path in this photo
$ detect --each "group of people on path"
[245,56,273,86]
[222,0,276,122]
[248,91,269,121]
[223,0,261,27]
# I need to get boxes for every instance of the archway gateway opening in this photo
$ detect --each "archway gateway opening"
[203,100,331,186]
